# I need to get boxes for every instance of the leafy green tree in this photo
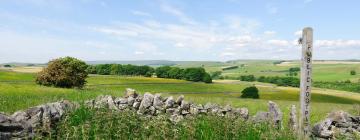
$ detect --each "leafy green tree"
[351,70,356,75]
[239,75,256,82]
[168,67,184,79]
[36,56,88,88]
[96,64,112,75]
[155,66,172,78]
[203,73,212,83]
[240,86,259,99]
[183,67,206,82]
[86,65,97,74]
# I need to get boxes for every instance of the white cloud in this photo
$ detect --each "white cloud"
[294,30,302,36]
[220,52,236,57]
[267,40,290,47]
[315,40,360,47]
[264,31,276,35]
[131,10,152,17]
[160,2,197,25]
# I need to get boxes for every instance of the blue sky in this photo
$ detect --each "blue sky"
[0,0,360,63]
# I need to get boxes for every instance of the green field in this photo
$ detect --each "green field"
[1,70,360,125]
[181,60,360,82]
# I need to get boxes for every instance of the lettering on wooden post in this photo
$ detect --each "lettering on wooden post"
[299,27,313,139]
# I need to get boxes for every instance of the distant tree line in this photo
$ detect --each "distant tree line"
[86,64,212,83]
[155,66,212,83]
[239,75,300,87]
[86,64,154,77]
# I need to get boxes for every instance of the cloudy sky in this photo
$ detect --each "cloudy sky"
[0,0,360,63]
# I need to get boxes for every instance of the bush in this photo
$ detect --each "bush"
[155,66,172,78]
[36,57,88,88]
[203,73,212,83]
[240,86,259,99]
[183,67,206,82]
[351,70,356,75]
[239,75,256,82]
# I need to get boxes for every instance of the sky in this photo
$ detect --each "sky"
[0,0,360,63]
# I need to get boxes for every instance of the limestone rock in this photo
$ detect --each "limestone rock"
[180,101,190,111]
[165,96,175,109]
[176,95,184,105]
[125,88,138,97]
[268,101,282,127]
[138,93,154,114]
[94,95,118,110]
[288,105,297,131]
[312,119,334,138]
[153,94,164,110]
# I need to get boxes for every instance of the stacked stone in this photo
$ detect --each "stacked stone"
[85,88,250,123]
[0,100,76,139]
[312,111,360,139]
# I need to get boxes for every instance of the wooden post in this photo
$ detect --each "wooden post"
[299,27,313,139]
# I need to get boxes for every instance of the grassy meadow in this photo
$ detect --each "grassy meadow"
[1,69,360,125]
[190,60,360,82]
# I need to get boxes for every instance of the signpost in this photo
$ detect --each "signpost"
[299,27,313,139]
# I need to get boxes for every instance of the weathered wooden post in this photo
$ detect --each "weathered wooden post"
[299,27,313,139]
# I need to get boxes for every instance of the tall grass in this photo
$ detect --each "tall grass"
[46,107,296,140]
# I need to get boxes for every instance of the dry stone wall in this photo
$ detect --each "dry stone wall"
[1,88,359,139]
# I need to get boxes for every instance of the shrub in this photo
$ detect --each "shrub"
[239,75,256,82]
[203,73,212,83]
[36,57,88,88]
[155,66,172,78]
[240,86,259,99]
[183,67,206,82]
[351,70,356,75]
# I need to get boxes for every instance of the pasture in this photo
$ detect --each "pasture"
[1,70,360,124]
[184,60,360,82]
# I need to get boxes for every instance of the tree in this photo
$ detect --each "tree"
[168,67,184,79]
[183,67,206,82]
[203,73,212,83]
[210,71,222,79]
[96,64,111,75]
[351,70,356,75]
[239,75,256,82]
[240,86,259,99]
[86,65,97,74]
[155,66,172,78]
[36,56,88,88]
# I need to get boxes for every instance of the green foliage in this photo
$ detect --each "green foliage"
[351,70,356,75]
[35,56,88,88]
[202,73,212,83]
[239,75,256,82]
[168,67,184,79]
[155,66,211,83]
[96,64,112,75]
[86,65,97,74]
[240,86,259,99]
[257,76,300,87]
[46,108,295,140]
[210,71,222,79]
[155,66,172,78]
[3,64,12,67]
[183,67,206,82]
[314,81,360,93]
[87,64,154,76]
